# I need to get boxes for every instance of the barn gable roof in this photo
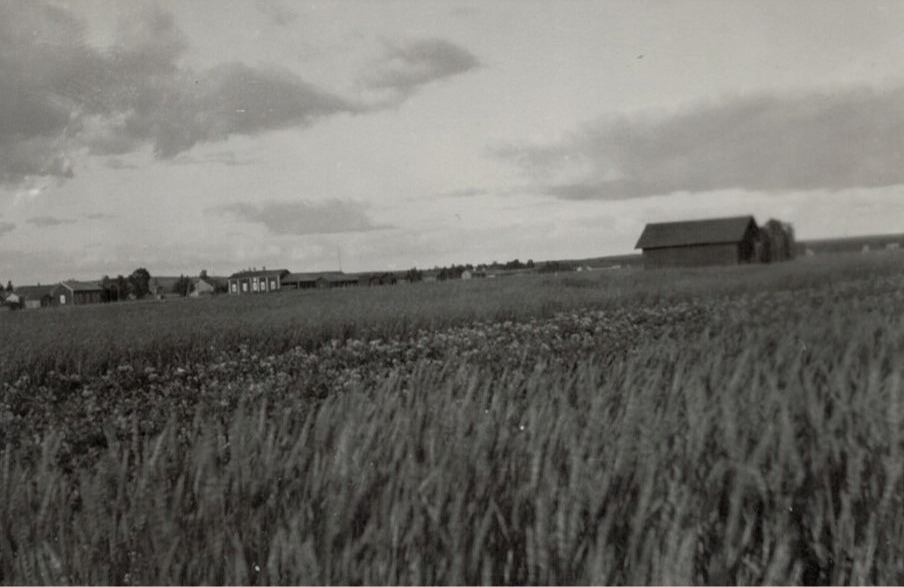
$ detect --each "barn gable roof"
[14,285,56,299]
[635,216,757,250]
[60,280,104,292]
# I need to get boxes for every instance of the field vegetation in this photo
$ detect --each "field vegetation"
[2,252,903,584]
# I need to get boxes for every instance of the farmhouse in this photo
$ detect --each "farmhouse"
[14,285,55,309]
[52,280,104,306]
[190,275,225,297]
[227,268,290,294]
[635,215,760,268]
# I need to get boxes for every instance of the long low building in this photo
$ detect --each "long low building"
[282,271,360,289]
[226,269,361,294]
[227,269,290,294]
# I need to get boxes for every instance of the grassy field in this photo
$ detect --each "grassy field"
[2,252,903,584]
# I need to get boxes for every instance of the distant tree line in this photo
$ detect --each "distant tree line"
[537,261,575,273]
[100,268,151,302]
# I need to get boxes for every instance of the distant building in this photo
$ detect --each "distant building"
[227,269,290,294]
[15,285,55,309]
[1,291,20,309]
[635,215,760,268]
[796,233,904,256]
[190,276,219,297]
[282,271,359,290]
[52,280,104,306]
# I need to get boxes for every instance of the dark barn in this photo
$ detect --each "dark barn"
[635,215,760,268]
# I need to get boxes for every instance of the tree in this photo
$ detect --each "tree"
[5,280,12,292]
[101,276,116,302]
[173,275,192,297]
[115,275,128,301]
[128,268,151,299]
[761,219,796,263]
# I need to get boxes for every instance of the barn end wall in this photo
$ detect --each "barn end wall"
[642,243,740,268]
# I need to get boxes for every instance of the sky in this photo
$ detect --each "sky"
[2,0,904,284]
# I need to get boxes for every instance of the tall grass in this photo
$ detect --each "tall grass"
[2,250,902,384]
[3,303,902,584]
[2,251,904,584]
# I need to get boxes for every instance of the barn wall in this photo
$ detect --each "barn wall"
[643,243,740,268]
[74,291,103,305]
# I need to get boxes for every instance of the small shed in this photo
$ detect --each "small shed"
[635,215,760,268]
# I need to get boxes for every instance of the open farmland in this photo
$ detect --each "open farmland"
[2,252,904,584]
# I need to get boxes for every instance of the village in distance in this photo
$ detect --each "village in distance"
[1,215,902,311]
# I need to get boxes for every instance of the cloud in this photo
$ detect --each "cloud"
[0,2,354,184]
[168,150,257,167]
[440,188,488,198]
[255,1,298,26]
[360,38,480,104]
[500,85,904,200]
[86,213,115,220]
[104,158,138,170]
[0,222,15,236]
[27,216,76,227]
[210,199,388,236]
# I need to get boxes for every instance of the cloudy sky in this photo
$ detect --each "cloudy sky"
[2,1,904,283]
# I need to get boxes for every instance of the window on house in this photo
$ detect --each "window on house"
[231,282,237,293]
[270,278,277,289]
[242,282,248,292]
[59,294,66,304]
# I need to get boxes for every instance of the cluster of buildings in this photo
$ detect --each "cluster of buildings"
[0,269,405,310]
[4,214,899,311]
[1,281,104,310]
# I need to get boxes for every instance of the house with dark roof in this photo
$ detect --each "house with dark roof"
[635,215,760,268]
[52,280,105,306]
[227,269,290,294]
[14,285,56,309]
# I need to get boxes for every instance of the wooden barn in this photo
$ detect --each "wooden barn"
[282,271,359,290]
[635,215,760,268]
[52,280,105,306]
